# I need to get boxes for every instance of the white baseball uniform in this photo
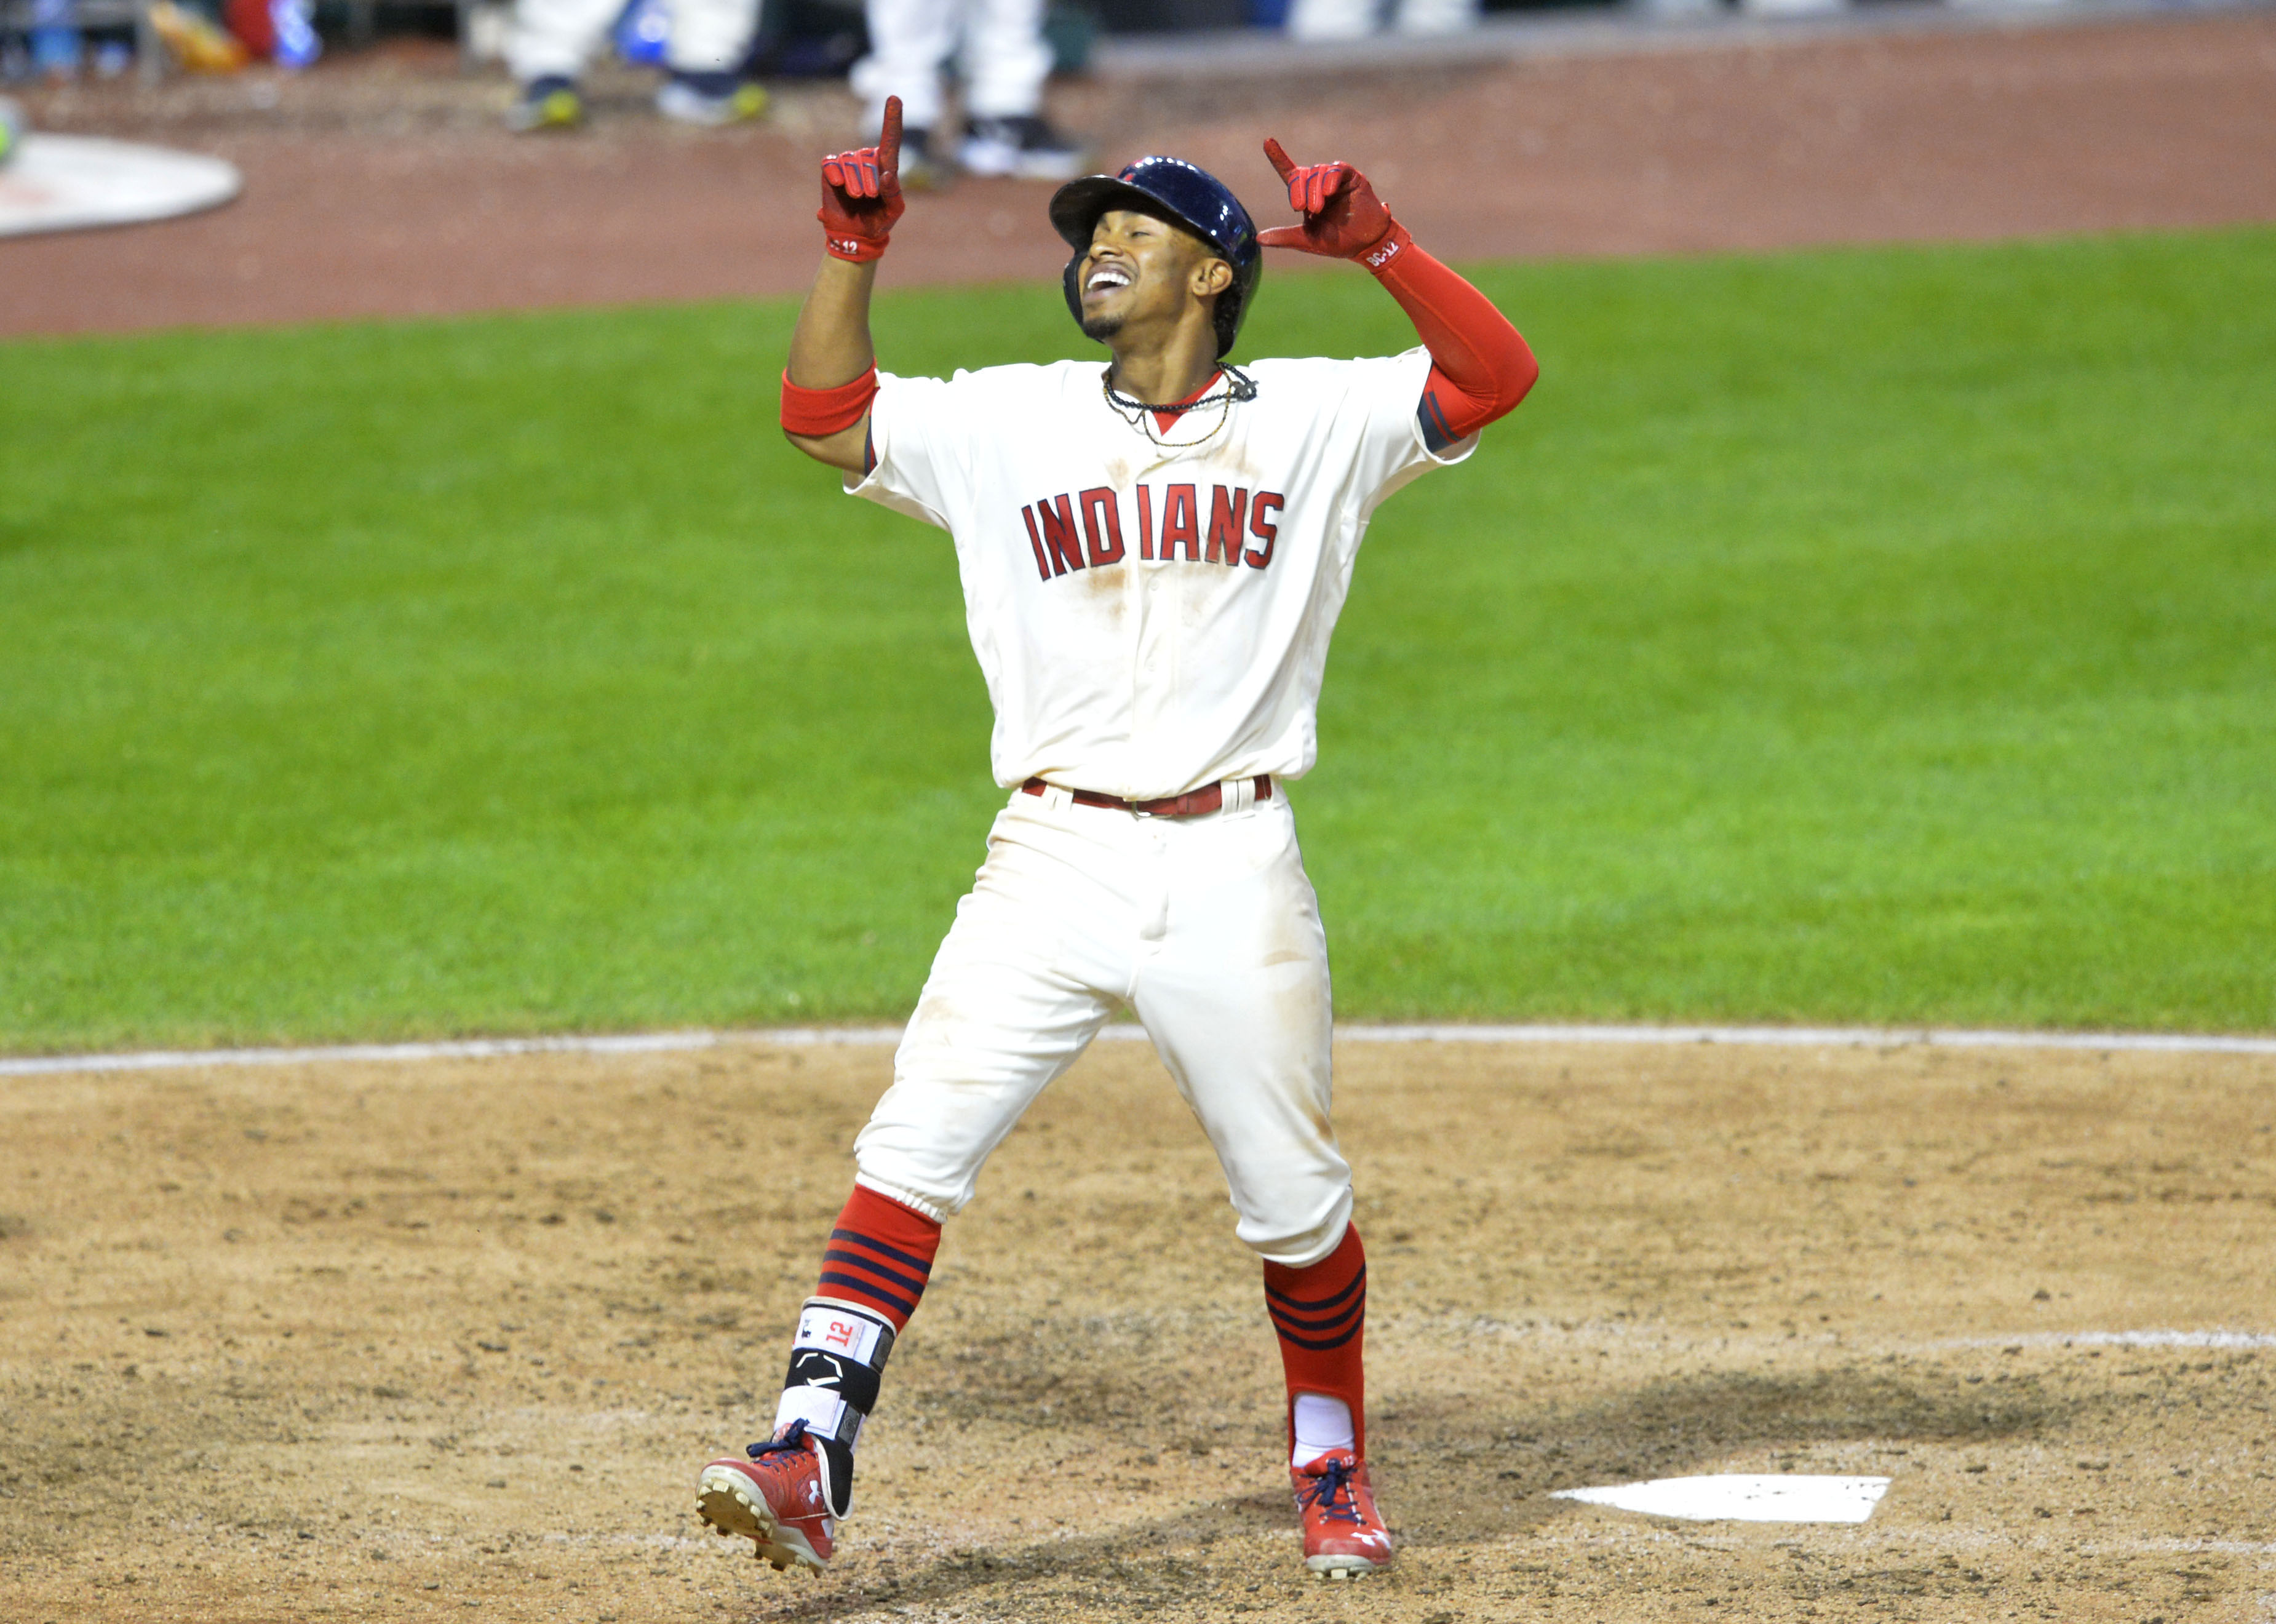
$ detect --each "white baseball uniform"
[1286,0,1476,42]
[850,0,1054,133]
[507,0,757,85]
[844,351,1474,1268]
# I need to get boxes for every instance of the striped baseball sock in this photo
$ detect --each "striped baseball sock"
[1263,1222,1367,1467]
[769,1184,942,1516]
[814,1183,941,1331]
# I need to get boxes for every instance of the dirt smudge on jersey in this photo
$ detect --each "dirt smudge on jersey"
[1073,561,1130,626]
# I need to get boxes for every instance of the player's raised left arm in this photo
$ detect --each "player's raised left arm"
[1259,139,1538,453]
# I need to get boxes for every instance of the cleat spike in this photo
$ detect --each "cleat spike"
[694,1441,834,1570]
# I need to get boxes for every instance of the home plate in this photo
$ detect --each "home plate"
[0,134,240,238]
[1553,1474,1892,1524]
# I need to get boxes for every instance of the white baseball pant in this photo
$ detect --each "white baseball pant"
[506,0,758,82]
[852,786,1353,1268]
[848,0,1053,132]
[1286,0,1476,41]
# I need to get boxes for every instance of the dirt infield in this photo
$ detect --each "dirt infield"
[2,1037,2270,1622]
[7,9,2276,336]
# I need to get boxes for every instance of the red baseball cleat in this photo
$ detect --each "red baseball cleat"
[696,1420,835,1572]
[1292,1450,1395,1578]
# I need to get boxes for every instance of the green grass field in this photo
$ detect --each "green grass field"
[3,228,2272,1051]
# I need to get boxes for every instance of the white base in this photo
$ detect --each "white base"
[1554,1473,1892,1524]
[0,133,241,239]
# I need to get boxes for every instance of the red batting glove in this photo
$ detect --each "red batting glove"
[1255,137,1410,271]
[818,95,907,263]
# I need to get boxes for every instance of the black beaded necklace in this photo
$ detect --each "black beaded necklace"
[1100,363,1259,450]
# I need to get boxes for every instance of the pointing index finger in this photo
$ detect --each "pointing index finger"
[878,95,903,179]
[1262,137,1298,185]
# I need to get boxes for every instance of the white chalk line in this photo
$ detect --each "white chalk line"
[1415,1313,2276,1358]
[1949,1329,2276,1351]
[0,1027,891,1078]
[1427,1313,2276,1350]
[1351,1022,2276,1055]
[6,1020,2275,1078]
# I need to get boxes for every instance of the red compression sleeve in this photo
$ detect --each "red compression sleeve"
[781,365,879,437]
[1366,226,1538,446]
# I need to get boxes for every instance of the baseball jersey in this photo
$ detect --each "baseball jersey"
[848,348,1475,799]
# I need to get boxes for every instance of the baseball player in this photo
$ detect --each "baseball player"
[504,0,765,129]
[694,97,1537,1580]
[1288,0,1478,42]
[850,0,1083,183]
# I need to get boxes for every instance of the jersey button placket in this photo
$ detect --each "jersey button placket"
[1128,531,1148,785]
[1134,573,1172,792]
[1131,450,1170,791]
[1114,428,1170,795]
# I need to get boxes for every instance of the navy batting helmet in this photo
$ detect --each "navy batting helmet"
[1049,157,1262,360]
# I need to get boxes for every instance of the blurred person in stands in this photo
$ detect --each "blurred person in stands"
[1287,0,1474,41]
[506,0,767,129]
[850,0,1085,185]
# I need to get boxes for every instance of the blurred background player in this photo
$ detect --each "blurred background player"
[850,0,1084,183]
[506,0,767,129]
[1287,0,1476,42]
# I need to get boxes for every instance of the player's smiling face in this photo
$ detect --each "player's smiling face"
[1078,208,1232,344]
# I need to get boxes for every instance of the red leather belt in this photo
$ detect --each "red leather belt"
[1021,775,1273,819]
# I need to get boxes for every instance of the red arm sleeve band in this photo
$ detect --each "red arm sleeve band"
[1365,225,1538,450]
[780,365,879,437]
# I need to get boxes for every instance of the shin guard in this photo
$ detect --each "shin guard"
[773,1297,895,1517]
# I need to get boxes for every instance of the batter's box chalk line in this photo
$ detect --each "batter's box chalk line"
[1553,1474,1892,1524]
[1952,1330,2276,1350]
[6,1020,2276,1078]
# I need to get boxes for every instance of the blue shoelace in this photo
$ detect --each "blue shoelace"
[747,1417,813,1462]
[1298,1457,1363,1525]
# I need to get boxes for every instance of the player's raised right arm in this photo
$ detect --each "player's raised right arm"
[782,98,906,475]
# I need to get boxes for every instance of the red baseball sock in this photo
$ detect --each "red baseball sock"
[1263,1222,1367,1462]
[814,1184,941,1332]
